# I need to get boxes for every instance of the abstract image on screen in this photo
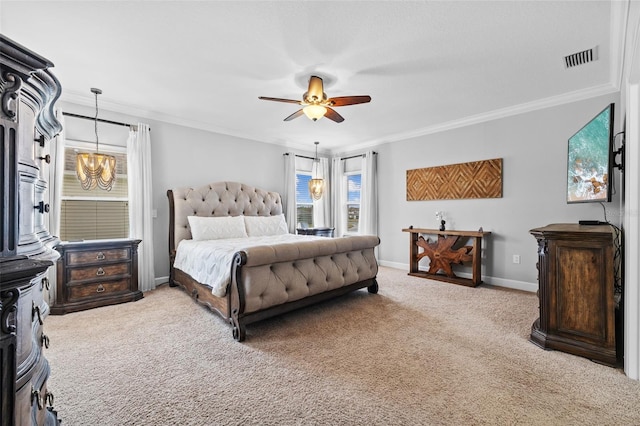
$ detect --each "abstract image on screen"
[567,105,612,203]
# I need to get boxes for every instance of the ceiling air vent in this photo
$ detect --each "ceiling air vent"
[564,46,598,68]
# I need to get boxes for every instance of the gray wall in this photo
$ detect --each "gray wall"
[61,92,621,290]
[150,120,287,280]
[374,93,622,290]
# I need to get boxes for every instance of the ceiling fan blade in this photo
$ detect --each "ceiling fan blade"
[326,95,372,107]
[324,107,344,123]
[307,76,325,101]
[284,109,305,121]
[258,96,302,105]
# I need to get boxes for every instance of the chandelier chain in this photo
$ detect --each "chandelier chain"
[308,141,324,200]
[92,88,101,152]
[94,90,99,151]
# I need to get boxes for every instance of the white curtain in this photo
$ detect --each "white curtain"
[312,157,331,227]
[360,151,378,236]
[283,153,297,233]
[49,110,66,238]
[127,124,156,292]
[331,157,346,237]
[47,110,66,305]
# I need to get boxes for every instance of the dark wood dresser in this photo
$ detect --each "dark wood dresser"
[529,223,620,366]
[1,257,56,425]
[1,35,63,424]
[51,239,143,315]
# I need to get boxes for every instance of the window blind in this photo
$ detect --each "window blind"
[60,200,129,241]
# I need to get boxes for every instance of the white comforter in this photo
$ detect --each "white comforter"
[173,234,324,297]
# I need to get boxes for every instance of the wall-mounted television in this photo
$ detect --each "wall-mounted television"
[567,103,614,203]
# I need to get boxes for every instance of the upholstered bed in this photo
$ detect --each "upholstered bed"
[167,181,380,341]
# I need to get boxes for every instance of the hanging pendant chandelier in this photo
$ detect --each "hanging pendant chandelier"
[308,141,325,200]
[76,88,117,191]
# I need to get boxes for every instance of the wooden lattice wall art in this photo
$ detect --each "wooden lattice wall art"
[406,158,503,201]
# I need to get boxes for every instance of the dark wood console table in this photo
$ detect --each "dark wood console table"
[402,228,491,287]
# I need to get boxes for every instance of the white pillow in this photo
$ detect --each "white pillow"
[244,214,289,237]
[187,215,248,241]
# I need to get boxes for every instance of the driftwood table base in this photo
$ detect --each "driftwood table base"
[402,228,491,287]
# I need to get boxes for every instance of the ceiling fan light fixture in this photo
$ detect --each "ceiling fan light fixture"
[303,104,327,121]
[259,75,370,123]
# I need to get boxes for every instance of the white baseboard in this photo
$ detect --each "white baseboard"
[153,266,538,294]
[377,260,537,293]
[155,276,170,286]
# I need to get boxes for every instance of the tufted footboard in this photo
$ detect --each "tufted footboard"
[228,236,380,341]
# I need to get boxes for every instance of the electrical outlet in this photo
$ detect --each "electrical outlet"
[512,254,521,264]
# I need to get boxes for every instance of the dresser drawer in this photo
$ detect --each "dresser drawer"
[68,263,130,282]
[68,279,130,301]
[67,248,130,265]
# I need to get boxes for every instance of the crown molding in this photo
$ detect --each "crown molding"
[610,0,630,91]
[62,82,619,156]
[61,89,246,136]
[624,0,640,83]
[61,89,319,153]
[340,83,619,154]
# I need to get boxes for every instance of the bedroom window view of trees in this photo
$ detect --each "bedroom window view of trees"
[60,142,129,241]
[347,173,361,232]
[296,172,314,228]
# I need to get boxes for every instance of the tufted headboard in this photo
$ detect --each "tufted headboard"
[167,181,283,256]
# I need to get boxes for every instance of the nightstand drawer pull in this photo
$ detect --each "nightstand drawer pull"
[96,267,105,276]
[42,277,50,290]
[32,302,43,325]
[41,334,50,349]
[96,284,105,293]
[96,252,106,260]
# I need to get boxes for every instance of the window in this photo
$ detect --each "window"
[296,172,314,228]
[60,140,129,241]
[346,173,361,233]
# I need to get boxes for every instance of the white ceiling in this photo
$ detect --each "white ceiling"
[0,1,626,152]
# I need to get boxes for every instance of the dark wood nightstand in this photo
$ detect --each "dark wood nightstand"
[51,239,143,314]
[297,227,335,237]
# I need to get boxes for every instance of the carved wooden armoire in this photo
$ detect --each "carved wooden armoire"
[1,34,63,424]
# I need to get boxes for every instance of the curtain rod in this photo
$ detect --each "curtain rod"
[62,111,148,131]
[283,153,315,160]
[341,151,377,161]
[284,151,377,161]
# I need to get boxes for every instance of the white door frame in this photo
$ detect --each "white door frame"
[624,82,639,379]
[623,0,640,378]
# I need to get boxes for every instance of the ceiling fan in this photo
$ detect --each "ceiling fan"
[259,75,371,123]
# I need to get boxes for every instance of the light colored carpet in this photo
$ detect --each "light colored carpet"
[45,266,640,425]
